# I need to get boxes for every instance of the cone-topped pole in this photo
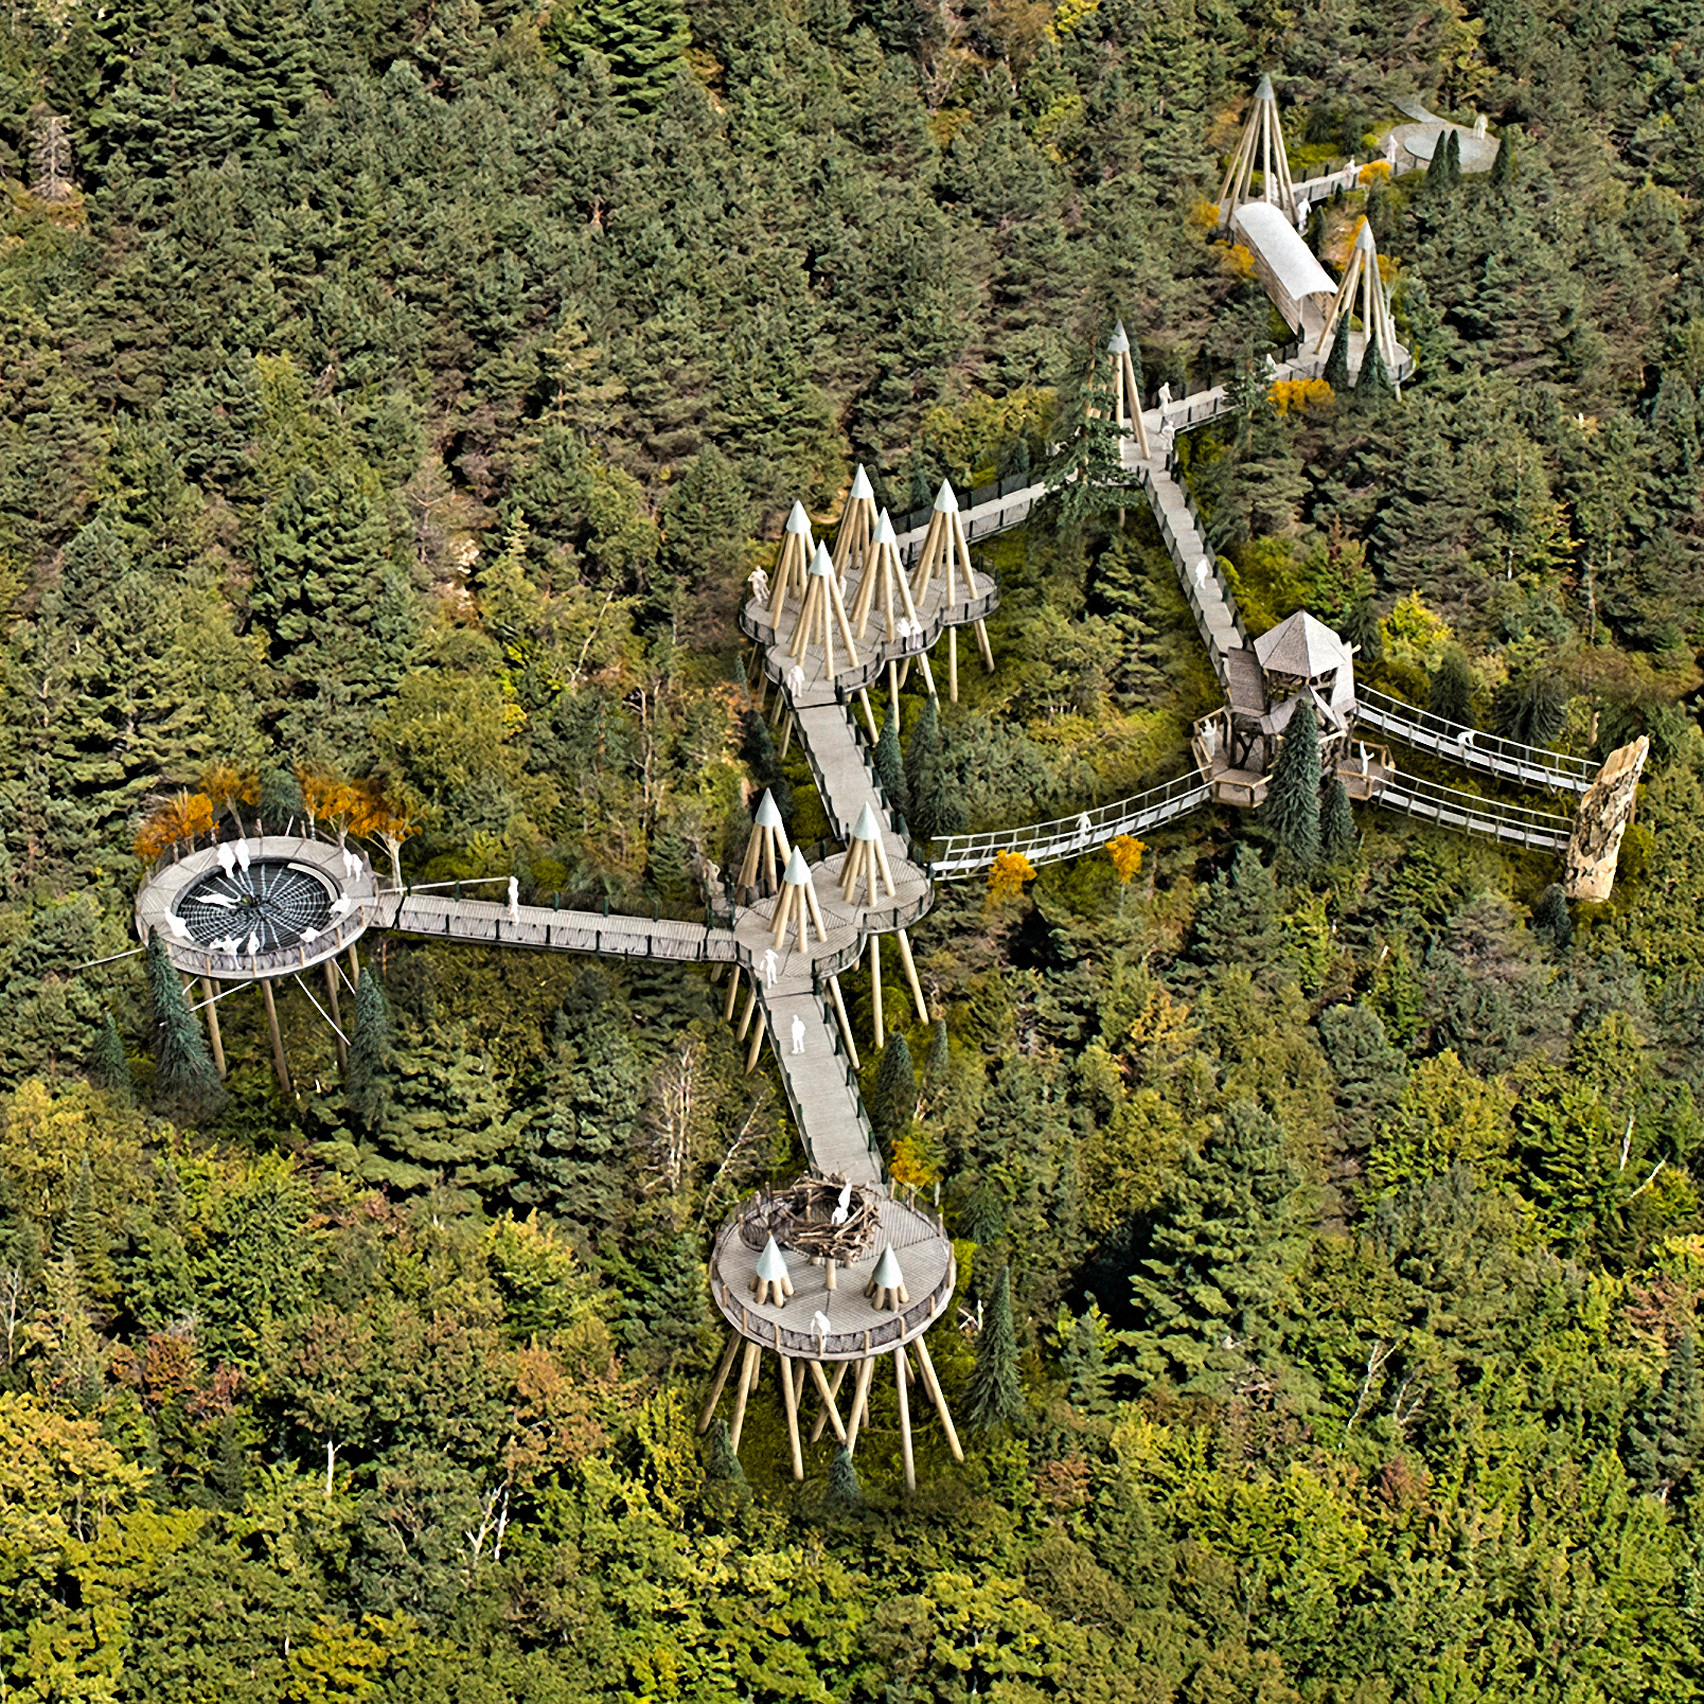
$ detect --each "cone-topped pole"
[736,787,793,902]
[789,543,862,683]
[1108,321,1152,459]
[1313,219,1401,376]
[866,1244,909,1310]
[771,845,828,951]
[768,500,815,623]
[839,801,897,906]
[911,481,982,703]
[1217,74,1297,225]
[752,1234,795,1307]
[832,465,879,586]
[850,508,923,644]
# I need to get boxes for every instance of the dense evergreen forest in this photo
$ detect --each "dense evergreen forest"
[5,0,1704,1695]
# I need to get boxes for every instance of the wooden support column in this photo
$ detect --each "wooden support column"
[895,929,929,1024]
[947,626,959,703]
[346,943,360,987]
[779,1355,805,1481]
[974,618,995,671]
[200,978,227,1080]
[869,934,885,1050]
[744,1007,767,1075]
[698,1331,742,1433]
[737,983,759,1042]
[260,978,292,1096]
[858,686,879,742]
[827,975,860,1069]
[809,1361,850,1443]
[845,1355,877,1452]
[894,1345,916,1491]
[323,961,348,1075]
[729,1341,762,1451]
[911,1334,964,1463]
[723,964,743,1023]
[778,710,795,760]
[888,658,901,717]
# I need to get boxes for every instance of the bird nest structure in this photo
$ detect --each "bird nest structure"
[736,1176,880,1264]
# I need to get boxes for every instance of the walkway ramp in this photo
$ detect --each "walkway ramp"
[1355,688,1595,796]
[760,982,884,1186]
[378,892,738,964]
[930,771,1212,878]
[1370,770,1574,852]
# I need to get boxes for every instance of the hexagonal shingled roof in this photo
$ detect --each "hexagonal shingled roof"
[1254,609,1352,680]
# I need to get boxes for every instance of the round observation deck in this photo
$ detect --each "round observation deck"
[135,834,380,982]
[709,1179,956,1362]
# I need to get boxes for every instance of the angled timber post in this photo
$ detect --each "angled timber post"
[1108,321,1152,460]
[1218,73,1298,226]
[768,500,815,624]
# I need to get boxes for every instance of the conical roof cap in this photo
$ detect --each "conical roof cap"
[1108,322,1130,354]
[754,788,784,830]
[808,542,834,578]
[1355,218,1378,253]
[871,1245,904,1288]
[1254,72,1275,100]
[849,465,874,500]
[852,802,881,842]
[875,510,896,545]
[782,846,811,886]
[785,500,812,536]
[755,1234,790,1283]
[933,479,959,514]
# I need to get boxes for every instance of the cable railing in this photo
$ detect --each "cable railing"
[379,895,742,965]
[930,770,1213,878]
[1356,688,1596,794]
[1372,769,1575,853]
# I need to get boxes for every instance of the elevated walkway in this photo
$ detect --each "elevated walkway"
[1355,687,1595,795]
[1370,769,1574,852]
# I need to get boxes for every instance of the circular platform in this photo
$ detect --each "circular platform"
[135,834,380,982]
[710,1184,956,1361]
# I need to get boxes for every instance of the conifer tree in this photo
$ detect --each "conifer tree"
[1443,128,1463,186]
[1532,884,1574,951]
[1319,775,1357,863]
[1358,336,1395,400]
[1060,1297,1113,1414]
[1121,1102,1308,1394]
[145,931,224,1124]
[1322,325,1352,394]
[1491,128,1514,189]
[1188,844,1286,984]
[873,708,910,820]
[1430,646,1475,723]
[871,1034,917,1155]
[88,1013,133,1104]
[904,696,963,841]
[826,1446,863,1511]
[68,1152,116,1306]
[967,1264,1024,1429]
[346,972,395,1131]
[704,1416,748,1486]
[740,711,793,825]
[1262,699,1322,872]
[1629,1335,1704,1502]
[925,1018,949,1093]
[258,765,304,829]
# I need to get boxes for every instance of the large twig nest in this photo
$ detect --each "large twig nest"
[737,1175,880,1264]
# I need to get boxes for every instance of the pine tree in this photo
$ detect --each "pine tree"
[1443,129,1463,186]
[1430,646,1475,723]
[1494,666,1566,747]
[925,1018,950,1093]
[1319,775,1357,863]
[873,708,910,821]
[1358,336,1395,400]
[1318,1002,1408,1144]
[967,1264,1024,1429]
[1531,884,1574,951]
[145,931,224,1124]
[826,1445,863,1511]
[871,1034,917,1156]
[68,1152,116,1305]
[740,711,793,825]
[1120,1101,1308,1395]
[88,1013,133,1104]
[258,765,304,829]
[1188,844,1286,985]
[704,1416,748,1487]
[1491,127,1514,189]
[1060,1297,1113,1414]
[1629,1335,1704,1502]
[1322,326,1352,394]
[346,973,395,1131]
[1262,698,1322,873]
[904,696,963,841]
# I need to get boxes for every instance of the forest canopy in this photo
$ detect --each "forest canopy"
[3,0,1704,1698]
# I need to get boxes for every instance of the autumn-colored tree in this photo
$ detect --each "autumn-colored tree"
[987,849,1037,904]
[134,792,216,861]
[1107,834,1147,883]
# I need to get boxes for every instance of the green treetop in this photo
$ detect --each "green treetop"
[1262,697,1322,873]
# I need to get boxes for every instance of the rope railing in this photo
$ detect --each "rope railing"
[1372,769,1575,852]
[930,770,1213,878]
[1356,688,1596,794]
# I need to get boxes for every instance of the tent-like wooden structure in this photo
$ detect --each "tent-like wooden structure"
[1314,219,1401,379]
[1108,321,1152,459]
[1217,74,1297,225]
[768,500,815,623]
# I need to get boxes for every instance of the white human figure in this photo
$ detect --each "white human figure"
[234,838,251,872]
[1345,157,1359,190]
[1472,114,1487,139]
[1202,719,1218,758]
[1384,133,1398,163]
[165,913,191,941]
[749,567,770,604]
[1078,812,1092,841]
[507,876,520,922]
[1358,742,1370,778]
[1459,729,1476,750]
[787,663,807,696]
[245,930,260,956]
[330,893,354,919]
[216,842,235,876]
[1194,558,1210,591]
[790,1014,807,1054]
[831,1180,852,1225]
[811,1310,832,1349]
[213,936,240,955]
[762,947,780,989]
[1158,381,1173,413]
